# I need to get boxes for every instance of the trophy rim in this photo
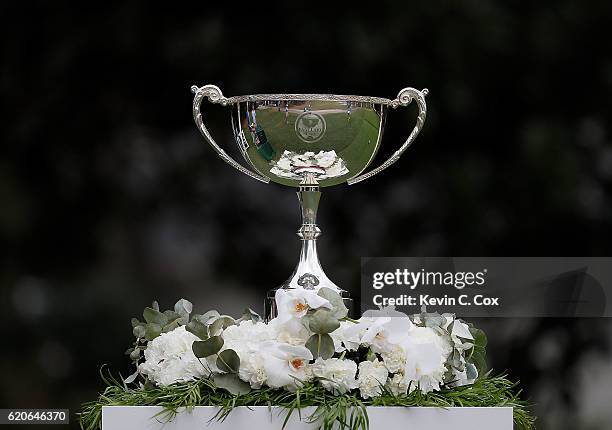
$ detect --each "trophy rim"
[225,93,394,105]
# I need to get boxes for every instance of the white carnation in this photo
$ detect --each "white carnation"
[386,372,410,396]
[357,359,388,399]
[312,358,358,395]
[222,321,277,389]
[138,326,209,386]
[381,344,406,373]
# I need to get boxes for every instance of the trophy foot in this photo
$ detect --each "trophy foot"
[264,172,355,321]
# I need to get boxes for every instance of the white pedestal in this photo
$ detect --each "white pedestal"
[102,406,513,430]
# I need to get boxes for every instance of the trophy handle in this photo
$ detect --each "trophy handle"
[347,87,428,185]
[191,84,271,184]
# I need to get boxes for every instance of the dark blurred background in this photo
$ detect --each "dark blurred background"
[2,2,612,429]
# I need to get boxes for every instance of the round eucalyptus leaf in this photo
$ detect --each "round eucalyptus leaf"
[186,319,209,340]
[143,307,168,326]
[162,319,181,333]
[133,325,146,339]
[144,323,162,341]
[129,348,141,360]
[216,349,240,373]
[305,333,335,359]
[213,373,251,395]
[317,287,348,319]
[210,316,235,336]
[131,318,142,328]
[306,309,340,334]
[192,336,224,358]
[174,299,193,324]
[191,310,220,326]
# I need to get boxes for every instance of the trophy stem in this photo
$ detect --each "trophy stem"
[265,172,354,321]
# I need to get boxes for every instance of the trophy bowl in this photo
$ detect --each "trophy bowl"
[191,85,428,319]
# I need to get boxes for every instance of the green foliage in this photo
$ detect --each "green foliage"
[305,334,335,359]
[79,371,535,430]
[192,336,224,358]
[467,326,488,375]
[305,309,341,334]
[317,288,348,319]
[213,373,251,395]
[216,349,240,373]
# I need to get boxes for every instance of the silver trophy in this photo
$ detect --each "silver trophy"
[191,85,428,319]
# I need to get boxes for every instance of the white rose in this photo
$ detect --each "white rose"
[357,359,388,399]
[138,326,209,386]
[312,358,358,395]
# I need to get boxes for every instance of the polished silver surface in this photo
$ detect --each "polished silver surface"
[191,84,428,320]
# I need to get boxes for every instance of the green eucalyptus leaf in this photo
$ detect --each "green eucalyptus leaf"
[210,316,235,336]
[192,310,220,325]
[305,333,334,359]
[162,319,181,333]
[423,312,446,328]
[151,301,159,311]
[163,310,181,322]
[131,318,142,328]
[466,362,478,380]
[186,319,209,340]
[132,325,146,339]
[216,349,240,373]
[192,336,224,358]
[213,373,251,395]
[306,308,340,334]
[174,299,193,324]
[317,287,348,319]
[366,348,377,362]
[239,308,262,323]
[144,323,162,341]
[470,327,488,349]
[129,348,141,360]
[143,307,168,326]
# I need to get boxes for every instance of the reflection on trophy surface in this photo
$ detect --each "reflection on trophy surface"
[191,85,428,319]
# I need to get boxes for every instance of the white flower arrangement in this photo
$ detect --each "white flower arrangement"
[128,288,482,398]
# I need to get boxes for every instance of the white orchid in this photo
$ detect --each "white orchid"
[359,315,414,354]
[401,327,452,394]
[261,342,313,390]
[312,358,358,395]
[275,288,332,325]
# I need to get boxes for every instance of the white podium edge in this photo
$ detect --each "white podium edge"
[102,405,514,430]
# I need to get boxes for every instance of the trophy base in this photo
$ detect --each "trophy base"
[264,286,356,321]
